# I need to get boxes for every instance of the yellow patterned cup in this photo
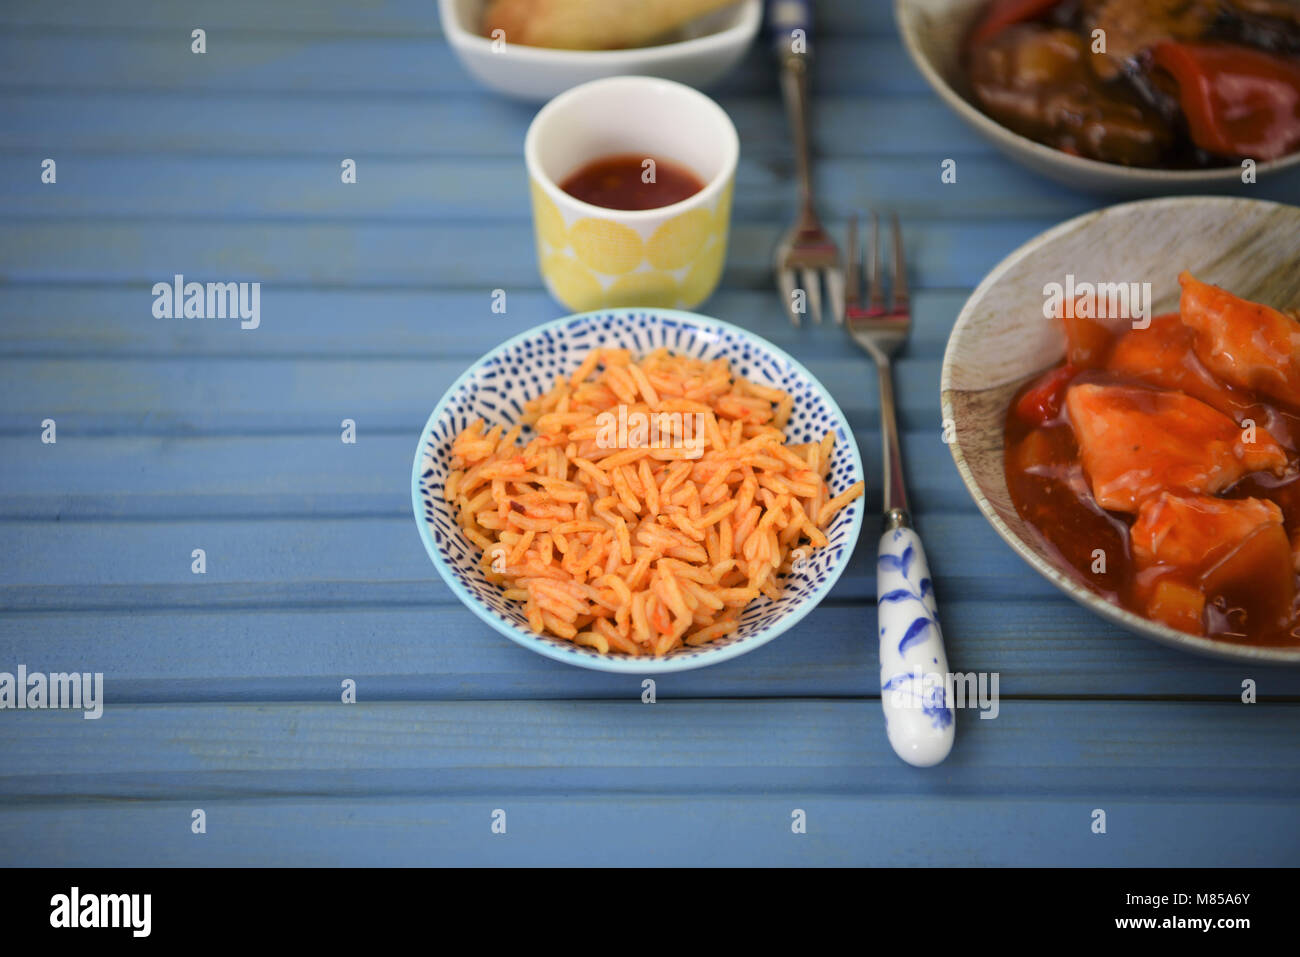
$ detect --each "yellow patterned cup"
[524,76,739,312]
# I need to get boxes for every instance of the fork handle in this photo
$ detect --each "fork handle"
[877,516,955,767]
[770,0,816,218]
[767,0,812,58]
[875,355,909,515]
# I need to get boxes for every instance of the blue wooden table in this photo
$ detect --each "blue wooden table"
[1,0,1298,867]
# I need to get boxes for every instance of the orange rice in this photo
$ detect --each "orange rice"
[445,347,864,656]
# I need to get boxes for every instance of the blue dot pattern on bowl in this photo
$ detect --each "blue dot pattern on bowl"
[416,311,864,663]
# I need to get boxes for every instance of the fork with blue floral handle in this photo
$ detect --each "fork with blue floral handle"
[843,212,954,767]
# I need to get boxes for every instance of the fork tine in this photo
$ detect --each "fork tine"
[800,267,823,324]
[890,212,909,312]
[825,267,845,325]
[777,268,801,327]
[867,212,884,312]
[845,215,860,313]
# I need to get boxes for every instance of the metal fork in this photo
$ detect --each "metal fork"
[769,0,843,326]
[844,212,955,768]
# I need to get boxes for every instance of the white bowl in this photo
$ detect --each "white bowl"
[439,0,762,101]
[941,195,1300,663]
[895,0,1300,194]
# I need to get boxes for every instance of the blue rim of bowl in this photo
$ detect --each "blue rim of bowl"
[410,308,867,674]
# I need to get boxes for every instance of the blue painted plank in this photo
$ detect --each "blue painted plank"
[0,91,994,157]
[0,220,1051,294]
[0,514,1051,608]
[0,1,897,37]
[0,154,1146,222]
[0,33,928,97]
[0,287,971,359]
[0,795,1292,866]
[0,356,949,434]
[0,601,1289,701]
[1,700,1296,799]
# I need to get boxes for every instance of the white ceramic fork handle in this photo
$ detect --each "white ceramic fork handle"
[877,520,955,767]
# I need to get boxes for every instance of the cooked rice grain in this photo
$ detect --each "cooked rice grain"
[445,347,863,656]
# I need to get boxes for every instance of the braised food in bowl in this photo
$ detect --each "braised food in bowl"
[1006,271,1300,646]
[965,0,1300,168]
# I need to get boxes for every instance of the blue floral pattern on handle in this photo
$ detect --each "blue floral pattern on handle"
[878,539,941,658]
[877,526,955,744]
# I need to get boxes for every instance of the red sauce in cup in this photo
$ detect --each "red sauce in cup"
[559,154,704,211]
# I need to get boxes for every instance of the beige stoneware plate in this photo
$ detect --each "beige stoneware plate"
[942,196,1300,663]
[895,0,1300,194]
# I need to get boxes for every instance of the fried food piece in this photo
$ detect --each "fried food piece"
[482,0,741,50]
[1132,491,1294,634]
[1178,271,1300,409]
[1064,381,1287,511]
[969,24,1174,165]
[968,0,1065,48]
[1081,0,1219,81]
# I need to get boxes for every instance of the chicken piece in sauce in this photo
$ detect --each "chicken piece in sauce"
[1178,270,1300,409]
[1064,381,1287,511]
[1105,306,1300,452]
[1105,312,1256,419]
[1131,491,1294,633]
[1132,491,1284,569]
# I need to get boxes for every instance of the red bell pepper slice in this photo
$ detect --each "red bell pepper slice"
[1015,363,1075,426]
[968,0,1063,47]
[1153,42,1300,161]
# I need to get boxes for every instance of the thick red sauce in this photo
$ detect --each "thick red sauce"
[1005,302,1300,648]
[559,154,704,211]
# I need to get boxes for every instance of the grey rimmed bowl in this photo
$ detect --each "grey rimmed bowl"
[941,195,1300,663]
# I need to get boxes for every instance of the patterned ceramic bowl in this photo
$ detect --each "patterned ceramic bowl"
[411,309,866,673]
